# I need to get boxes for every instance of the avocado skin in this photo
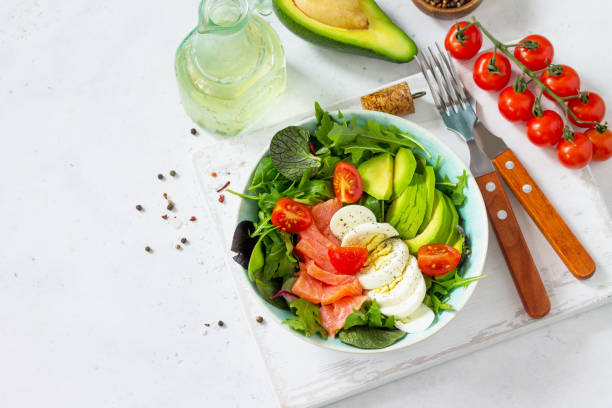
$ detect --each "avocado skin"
[272,1,418,63]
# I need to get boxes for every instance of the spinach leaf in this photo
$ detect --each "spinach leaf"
[361,195,383,222]
[338,326,406,349]
[270,126,321,181]
[255,277,287,309]
[343,300,395,331]
[261,230,298,281]
[284,299,328,339]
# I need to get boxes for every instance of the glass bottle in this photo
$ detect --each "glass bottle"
[175,0,286,136]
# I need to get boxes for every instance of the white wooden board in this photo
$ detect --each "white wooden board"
[193,69,612,408]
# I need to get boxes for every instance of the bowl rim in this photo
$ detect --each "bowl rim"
[233,109,489,354]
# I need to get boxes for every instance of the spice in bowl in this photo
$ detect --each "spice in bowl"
[427,0,471,7]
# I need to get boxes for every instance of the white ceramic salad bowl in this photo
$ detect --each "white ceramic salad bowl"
[234,109,489,353]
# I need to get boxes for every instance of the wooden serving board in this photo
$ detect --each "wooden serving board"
[193,70,612,408]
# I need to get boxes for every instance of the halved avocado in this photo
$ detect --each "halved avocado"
[417,165,436,233]
[273,0,418,62]
[442,193,459,245]
[358,153,394,200]
[392,147,417,198]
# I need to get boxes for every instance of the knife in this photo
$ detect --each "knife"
[473,120,596,280]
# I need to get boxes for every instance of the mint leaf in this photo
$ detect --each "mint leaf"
[284,299,328,339]
[338,326,406,349]
[270,126,321,181]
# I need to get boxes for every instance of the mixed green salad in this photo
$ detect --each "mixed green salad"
[230,103,483,350]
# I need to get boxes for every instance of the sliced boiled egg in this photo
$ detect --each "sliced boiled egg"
[356,238,408,289]
[329,205,377,240]
[367,256,421,307]
[341,222,399,251]
[394,304,435,333]
[378,273,426,319]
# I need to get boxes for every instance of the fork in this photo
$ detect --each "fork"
[416,45,551,318]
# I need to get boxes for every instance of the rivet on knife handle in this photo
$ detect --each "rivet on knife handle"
[492,149,596,280]
[476,171,551,318]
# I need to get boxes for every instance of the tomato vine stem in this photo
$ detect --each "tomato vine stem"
[471,17,600,131]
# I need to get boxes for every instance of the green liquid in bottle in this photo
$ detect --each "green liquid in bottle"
[175,0,286,136]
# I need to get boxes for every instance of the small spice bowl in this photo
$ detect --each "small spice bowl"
[412,0,483,19]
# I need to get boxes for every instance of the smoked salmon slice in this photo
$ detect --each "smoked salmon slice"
[305,260,354,286]
[291,264,324,304]
[295,223,338,272]
[321,277,363,305]
[311,198,342,246]
[320,295,369,337]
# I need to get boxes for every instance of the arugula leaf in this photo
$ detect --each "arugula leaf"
[314,104,335,148]
[261,230,298,281]
[436,170,468,206]
[255,278,287,309]
[343,308,368,330]
[317,155,340,179]
[284,299,328,339]
[249,156,288,192]
[338,326,406,349]
[270,126,321,181]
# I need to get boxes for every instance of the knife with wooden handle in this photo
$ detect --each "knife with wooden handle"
[474,121,596,280]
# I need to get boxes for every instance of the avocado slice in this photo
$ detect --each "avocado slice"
[272,0,418,62]
[358,153,394,200]
[405,189,452,254]
[395,176,428,239]
[393,148,417,198]
[417,165,436,233]
[385,178,418,227]
[441,193,459,245]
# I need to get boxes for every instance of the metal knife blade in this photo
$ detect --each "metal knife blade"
[473,120,508,159]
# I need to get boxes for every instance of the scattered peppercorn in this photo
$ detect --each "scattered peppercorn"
[426,0,469,8]
[145,246,151,252]
[157,174,164,180]
[218,194,225,203]
[169,170,177,177]
[218,320,225,327]
[256,316,264,324]
[136,204,143,211]
[163,193,168,199]
[191,128,198,135]
[204,323,210,327]
[167,202,174,210]
[181,237,187,244]
[175,244,181,250]
[190,216,197,221]
[162,214,169,220]
[211,172,217,178]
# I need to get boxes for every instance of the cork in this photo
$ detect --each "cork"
[361,81,415,116]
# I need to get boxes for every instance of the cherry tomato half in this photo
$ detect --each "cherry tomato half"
[271,197,313,233]
[328,246,369,275]
[417,244,462,277]
[473,52,512,91]
[333,162,363,203]
[585,127,612,161]
[498,86,535,122]
[557,132,593,169]
[525,110,564,147]
[513,34,554,71]
[540,65,580,101]
[445,21,483,60]
[568,92,606,128]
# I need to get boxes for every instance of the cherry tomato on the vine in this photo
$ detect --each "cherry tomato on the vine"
[445,21,483,60]
[557,132,593,169]
[513,34,554,71]
[417,244,462,277]
[328,247,369,275]
[473,52,512,91]
[585,127,612,161]
[525,110,564,147]
[540,65,580,100]
[568,92,606,128]
[333,162,363,203]
[271,197,312,232]
[498,86,535,122]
